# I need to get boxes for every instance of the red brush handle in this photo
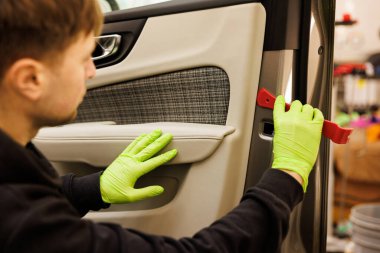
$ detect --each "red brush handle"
[257,88,353,144]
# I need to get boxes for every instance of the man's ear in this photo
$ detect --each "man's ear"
[5,58,45,101]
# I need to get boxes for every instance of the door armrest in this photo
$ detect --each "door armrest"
[33,122,235,167]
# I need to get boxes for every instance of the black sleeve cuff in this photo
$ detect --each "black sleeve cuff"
[61,172,110,216]
[243,169,304,210]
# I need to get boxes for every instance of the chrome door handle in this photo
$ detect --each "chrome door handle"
[93,34,121,61]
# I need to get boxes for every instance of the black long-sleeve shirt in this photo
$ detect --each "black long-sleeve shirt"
[0,130,303,253]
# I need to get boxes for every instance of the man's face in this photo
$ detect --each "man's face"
[36,33,96,127]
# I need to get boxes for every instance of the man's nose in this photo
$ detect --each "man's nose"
[87,59,96,80]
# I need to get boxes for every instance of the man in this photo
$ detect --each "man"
[0,0,324,252]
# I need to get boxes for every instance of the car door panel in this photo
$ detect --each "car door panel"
[34,2,266,238]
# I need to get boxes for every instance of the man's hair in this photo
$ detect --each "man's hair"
[0,0,103,81]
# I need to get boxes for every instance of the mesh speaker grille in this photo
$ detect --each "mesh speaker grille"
[75,67,230,125]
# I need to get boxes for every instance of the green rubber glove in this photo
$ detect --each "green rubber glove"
[100,129,177,204]
[272,95,324,192]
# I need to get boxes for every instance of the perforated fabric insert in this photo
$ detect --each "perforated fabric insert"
[75,67,230,125]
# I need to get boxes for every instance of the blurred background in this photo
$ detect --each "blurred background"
[329,0,380,252]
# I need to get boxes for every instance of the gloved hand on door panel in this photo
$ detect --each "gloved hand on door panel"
[100,129,177,204]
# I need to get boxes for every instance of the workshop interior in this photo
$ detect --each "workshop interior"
[328,0,380,252]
